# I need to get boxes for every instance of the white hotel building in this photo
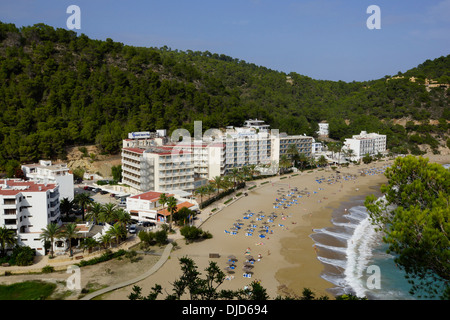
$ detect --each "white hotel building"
[342,131,387,161]
[0,179,61,256]
[121,120,314,192]
[21,160,74,201]
[122,145,195,194]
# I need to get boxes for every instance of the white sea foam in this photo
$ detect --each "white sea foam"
[343,212,379,298]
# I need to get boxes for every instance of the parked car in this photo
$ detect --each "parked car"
[128,224,137,234]
[142,221,155,227]
[93,188,101,193]
[100,190,108,195]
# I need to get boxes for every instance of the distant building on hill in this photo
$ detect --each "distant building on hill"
[317,122,329,137]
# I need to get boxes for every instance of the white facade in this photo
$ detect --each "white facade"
[22,160,74,201]
[122,146,195,194]
[0,179,61,256]
[317,123,329,136]
[343,131,387,161]
[121,119,319,188]
[126,190,196,223]
[243,118,270,131]
[279,133,313,158]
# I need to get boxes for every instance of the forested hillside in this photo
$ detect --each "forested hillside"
[0,22,449,172]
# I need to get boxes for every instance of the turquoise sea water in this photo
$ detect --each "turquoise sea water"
[310,199,444,300]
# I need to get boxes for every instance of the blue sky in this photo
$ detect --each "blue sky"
[0,0,449,82]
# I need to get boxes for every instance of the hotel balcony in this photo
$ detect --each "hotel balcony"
[122,151,143,161]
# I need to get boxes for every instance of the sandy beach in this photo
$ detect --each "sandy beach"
[1,153,448,300]
[101,159,397,300]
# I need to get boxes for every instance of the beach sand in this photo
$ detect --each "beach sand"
[101,160,396,300]
[2,154,446,300]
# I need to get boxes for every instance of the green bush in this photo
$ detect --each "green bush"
[180,226,212,242]
[76,249,126,267]
[42,265,55,273]
[10,246,35,266]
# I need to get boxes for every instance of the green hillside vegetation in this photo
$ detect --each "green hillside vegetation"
[0,22,449,173]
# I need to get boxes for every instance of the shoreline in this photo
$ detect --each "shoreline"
[102,160,394,300]
[275,176,386,298]
[1,154,447,300]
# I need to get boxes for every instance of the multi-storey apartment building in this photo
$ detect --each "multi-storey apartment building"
[279,133,314,158]
[342,131,387,161]
[21,160,74,200]
[121,119,315,191]
[122,146,195,194]
[317,122,329,137]
[220,126,275,173]
[0,179,61,256]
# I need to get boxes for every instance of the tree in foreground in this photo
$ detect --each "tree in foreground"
[365,155,449,299]
[128,256,361,300]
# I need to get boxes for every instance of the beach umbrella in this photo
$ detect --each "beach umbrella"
[243,262,254,267]
[228,255,237,261]
[226,261,236,266]
[242,267,254,273]
[246,255,254,260]
[224,267,235,274]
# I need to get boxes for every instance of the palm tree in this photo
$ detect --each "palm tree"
[298,153,308,170]
[107,223,127,247]
[115,208,131,227]
[0,227,17,257]
[344,148,356,162]
[317,155,328,167]
[240,165,251,180]
[287,144,299,167]
[279,155,291,174]
[166,196,178,231]
[229,168,240,188]
[74,192,93,221]
[222,175,233,191]
[40,223,61,258]
[158,193,168,215]
[99,234,112,250]
[194,185,209,205]
[80,237,98,254]
[248,164,258,179]
[308,156,317,169]
[85,202,103,225]
[211,176,224,196]
[100,203,118,225]
[60,198,75,218]
[60,223,78,257]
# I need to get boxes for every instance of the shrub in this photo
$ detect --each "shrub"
[180,226,212,243]
[42,265,55,273]
[10,246,35,266]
